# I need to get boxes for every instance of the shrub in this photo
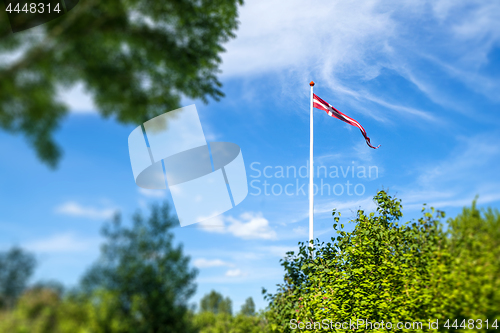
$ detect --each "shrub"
[264,191,500,332]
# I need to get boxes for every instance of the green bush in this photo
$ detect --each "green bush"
[264,191,500,332]
[193,311,269,333]
[0,286,96,333]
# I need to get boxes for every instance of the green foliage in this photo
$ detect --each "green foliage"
[264,190,500,332]
[1,192,498,333]
[444,201,500,325]
[194,292,267,332]
[193,311,270,333]
[0,288,268,333]
[200,290,233,315]
[0,286,61,333]
[240,297,256,316]
[0,247,36,309]
[0,284,91,333]
[0,286,145,332]
[79,201,198,332]
[0,0,244,167]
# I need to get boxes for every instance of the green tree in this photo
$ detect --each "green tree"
[239,297,255,316]
[200,290,233,315]
[0,247,36,309]
[80,202,198,333]
[0,0,243,167]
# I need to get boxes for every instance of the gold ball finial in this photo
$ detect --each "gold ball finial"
[310,81,315,86]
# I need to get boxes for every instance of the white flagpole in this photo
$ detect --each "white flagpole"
[309,81,315,254]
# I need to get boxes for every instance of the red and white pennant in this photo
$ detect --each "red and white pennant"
[313,93,380,149]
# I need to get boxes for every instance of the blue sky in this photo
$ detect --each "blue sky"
[1,0,500,313]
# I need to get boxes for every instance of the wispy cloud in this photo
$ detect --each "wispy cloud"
[225,269,246,278]
[403,193,500,212]
[197,267,284,284]
[55,202,117,220]
[292,226,307,237]
[298,196,378,221]
[193,258,234,268]
[416,134,499,188]
[222,0,394,78]
[260,245,298,259]
[138,188,166,198]
[23,233,99,253]
[221,0,500,126]
[396,133,500,210]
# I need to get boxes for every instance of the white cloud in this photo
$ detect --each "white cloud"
[403,193,500,212]
[57,82,97,114]
[226,213,277,240]
[225,269,246,277]
[138,188,166,198]
[221,0,440,122]
[199,212,277,240]
[394,133,500,210]
[261,245,298,258]
[197,267,284,284]
[193,258,233,268]
[447,1,500,49]
[220,0,500,121]
[292,226,307,236]
[55,202,116,220]
[24,233,99,253]
[197,215,226,232]
[416,134,499,188]
[222,0,393,78]
[188,248,262,262]
[295,196,378,222]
